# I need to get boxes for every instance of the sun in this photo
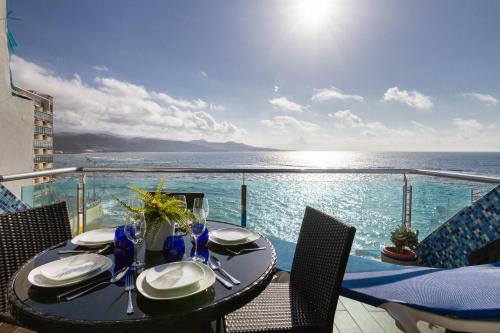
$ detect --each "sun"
[293,0,336,31]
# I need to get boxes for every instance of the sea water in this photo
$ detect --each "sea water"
[50,151,499,251]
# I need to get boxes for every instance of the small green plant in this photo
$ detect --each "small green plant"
[113,177,191,235]
[390,225,419,254]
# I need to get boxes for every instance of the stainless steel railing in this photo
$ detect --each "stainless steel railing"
[2,167,499,183]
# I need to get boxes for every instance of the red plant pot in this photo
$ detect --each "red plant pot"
[381,246,416,261]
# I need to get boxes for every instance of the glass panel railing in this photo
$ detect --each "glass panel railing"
[410,179,495,240]
[82,174,244,231]
[81,173,406,254]
[13,171,495,266]
[21,176,80,235]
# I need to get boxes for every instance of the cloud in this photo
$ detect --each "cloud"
[383,86,433,110]
[453,118,484,137]
[269,97,308,112]
[151,92,208,109]
[460,93,498,106]
[10,55,244,141]
[261,116,319,132]
[328,110,363,128]
[274,86,279,93]
[312,87,364,102]
[209,103,226,112]
[200,71,208,77]
[93,65,110,72]
[411,120,435,133]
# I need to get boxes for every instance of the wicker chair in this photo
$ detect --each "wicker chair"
[0,202,72,329]
[224,206,356,333]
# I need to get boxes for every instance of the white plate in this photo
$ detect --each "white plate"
[137,262,215,300]
[71,228,116,248]
[209,229,260,246]
[40,253,106,282]
[146,261,205,291]
[28,256,113,288]
[78,228,116,244]
[210,228,252,244]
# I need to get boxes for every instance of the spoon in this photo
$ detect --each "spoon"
[209,256,240,285]
[61,266,129,301]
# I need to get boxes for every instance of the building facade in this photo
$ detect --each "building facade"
[15,88,54,184]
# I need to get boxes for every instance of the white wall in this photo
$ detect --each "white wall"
[0,0,34,197]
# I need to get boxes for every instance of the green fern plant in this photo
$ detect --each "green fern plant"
[112,177,191,236]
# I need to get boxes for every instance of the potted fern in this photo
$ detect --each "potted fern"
[382,225,419,263]
[114,178,191,251]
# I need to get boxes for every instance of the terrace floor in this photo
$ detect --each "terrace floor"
[334,297,444,333]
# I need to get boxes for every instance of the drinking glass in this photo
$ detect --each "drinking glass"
[189,205,207,262]
[193,197,209,219]
[172,195,187,210]
[125,211,146,270]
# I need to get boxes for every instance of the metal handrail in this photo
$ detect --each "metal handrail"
[1,167,499,183]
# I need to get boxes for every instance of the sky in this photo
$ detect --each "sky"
[7,0,500,151]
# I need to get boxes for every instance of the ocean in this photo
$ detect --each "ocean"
[51,151,500,252]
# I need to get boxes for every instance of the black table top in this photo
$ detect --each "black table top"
[8,222,276,333]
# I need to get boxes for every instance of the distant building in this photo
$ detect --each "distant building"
[14,88,54,184]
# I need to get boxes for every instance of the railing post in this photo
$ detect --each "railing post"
[241,173,247,228]
[402,174,412,230]
[402,174,407,227]
[76,173,86,234]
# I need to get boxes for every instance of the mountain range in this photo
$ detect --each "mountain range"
[53,132,279,153]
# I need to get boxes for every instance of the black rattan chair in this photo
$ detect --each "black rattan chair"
[168,192,204,210]
[0,202,71,327]
[149,192,205,210]
[224,206,356,333]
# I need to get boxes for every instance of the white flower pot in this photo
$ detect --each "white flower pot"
[145,220,175,251]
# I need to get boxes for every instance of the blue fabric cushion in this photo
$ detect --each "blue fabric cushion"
[342,262,500,319]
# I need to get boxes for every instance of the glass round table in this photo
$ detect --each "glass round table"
[8,221,276,333]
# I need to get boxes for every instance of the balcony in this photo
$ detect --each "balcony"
[1,166,498,333]
[34,125,53,136]
[34,111,53,123]
[33,155,54,163]
[33,140,53,149]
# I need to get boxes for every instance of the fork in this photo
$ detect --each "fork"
[226,247,266,255]
[125,272,134,315]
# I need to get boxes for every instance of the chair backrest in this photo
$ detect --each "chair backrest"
[169,192,204,210]
[149,192,205,210]
[415,184,499,268]
[0,202,71,313]
[290,206,356,330]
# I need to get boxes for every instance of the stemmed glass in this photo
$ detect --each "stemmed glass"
[190,198,208,262]
[124,211,146,270]
[172,195,187,210]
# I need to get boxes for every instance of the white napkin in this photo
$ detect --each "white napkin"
[41,254,103,282]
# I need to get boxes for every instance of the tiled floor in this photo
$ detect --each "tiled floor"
[334,297,445,333]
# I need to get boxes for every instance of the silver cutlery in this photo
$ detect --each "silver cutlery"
[213,271,233,289]
[58,244,111,255]
[226,247,266,256]
[209,256,240,285]
[61,266,128,301]
[125,271,135,315]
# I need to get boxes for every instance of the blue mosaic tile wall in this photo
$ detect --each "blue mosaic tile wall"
[0,183,29,214]
[415,184,500,268]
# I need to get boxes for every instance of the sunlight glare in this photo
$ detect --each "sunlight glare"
[294,0,336,31]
